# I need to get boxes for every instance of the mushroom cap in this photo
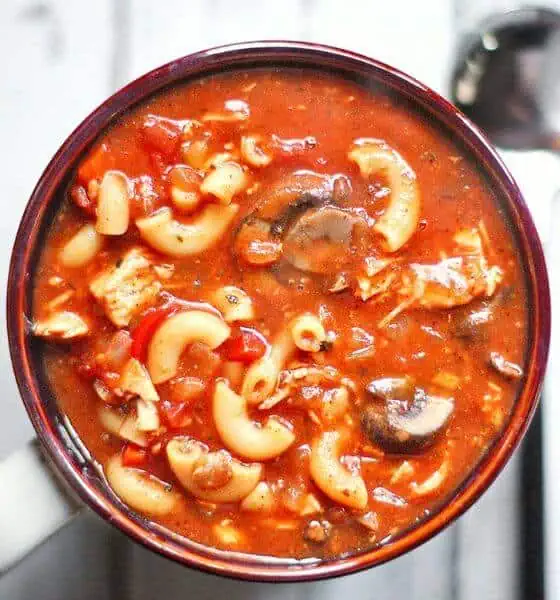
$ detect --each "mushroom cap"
[361,379,454,453]
[254,171,351,222]
[283,207,358,273]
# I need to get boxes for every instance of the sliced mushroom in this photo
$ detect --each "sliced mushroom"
[451,286,514,341]
[283,207,358,274]
[233,171,355,275]
[255,171,349,222]
[367,376,415,402]
[361,378,454,453]
[451,304,493,340]
[489,352,524,380]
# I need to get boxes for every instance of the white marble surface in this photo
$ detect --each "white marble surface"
[0,0,553,598]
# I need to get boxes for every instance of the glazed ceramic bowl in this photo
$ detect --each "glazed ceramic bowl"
[6,41,550,581]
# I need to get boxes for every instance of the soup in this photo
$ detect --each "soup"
[32,69,527,559]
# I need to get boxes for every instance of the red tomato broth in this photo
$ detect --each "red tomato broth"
[32,68,528,559]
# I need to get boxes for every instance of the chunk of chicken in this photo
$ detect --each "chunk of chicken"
[365,227,504,326]
[33,311,89,340]
[406,228,503,309]
[90,248,162,327]
[408,256,502,309]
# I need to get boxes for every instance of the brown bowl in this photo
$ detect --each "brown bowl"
[6,41,550,582]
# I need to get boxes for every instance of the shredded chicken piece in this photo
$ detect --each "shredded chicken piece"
[375,226,503,325]
[33,311,89,340]
[356,272,397,302]
[258,365,352,410]
[329,273,349,293]
[410,459,449,496]
[47,290,75,311]
[364,257,393,277]
[89,248,161,327]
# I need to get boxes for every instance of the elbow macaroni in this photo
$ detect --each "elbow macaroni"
[309,430,368,510]
[106,454,179,516]
[147,311,230,384]
[240,482,275,512]
[212,286,255,322]
[59,224,104,268]
[96,171,130,235]
[200,162,248,205]
[290,313,326,352]
[241,314,320,403]
[171,185,201,213]
[241,328,294,405]
[166,438,262,503]
[136,205,239,258]
[213,380,295,461]
[240,135,273,168]
[349,139,420,252]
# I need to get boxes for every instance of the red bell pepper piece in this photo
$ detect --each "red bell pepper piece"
[78,142,114,183]
[122,443,148,468]
[220,327,267,364]
[141,115,181,158]
[131,305,180,362]
[159,400,191,429]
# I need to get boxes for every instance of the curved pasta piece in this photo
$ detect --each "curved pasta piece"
[241,328,295,405]
[213,380,295,461]
[167,438,262,503]
[290,313,326,352]
[96,171,130,235]
[240,482,276,512]
[105,454,179,516]
[136,205,239,257]
[240,135,273,168]
[212,285,255,322]
[349,139,420,252]
[309,430,368,510]
[147,311,230,384]
[59,224,104,268]
[200,162,248,204]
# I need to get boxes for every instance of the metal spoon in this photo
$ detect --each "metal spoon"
[451,8,560,600]
[451,6,560,150]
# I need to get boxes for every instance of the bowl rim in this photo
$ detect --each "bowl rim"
[6,40,551,582]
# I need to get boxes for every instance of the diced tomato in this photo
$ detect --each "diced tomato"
[159,400,191,429]
[122,443,148,468]
[167,376,206,404]
[131,305,180,363]
[184,342,222,380]
[78,142,114,183]
[141,115,181,158]
[220,327,267,363]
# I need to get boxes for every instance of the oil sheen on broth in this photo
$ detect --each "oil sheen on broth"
[32,69,527,559]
